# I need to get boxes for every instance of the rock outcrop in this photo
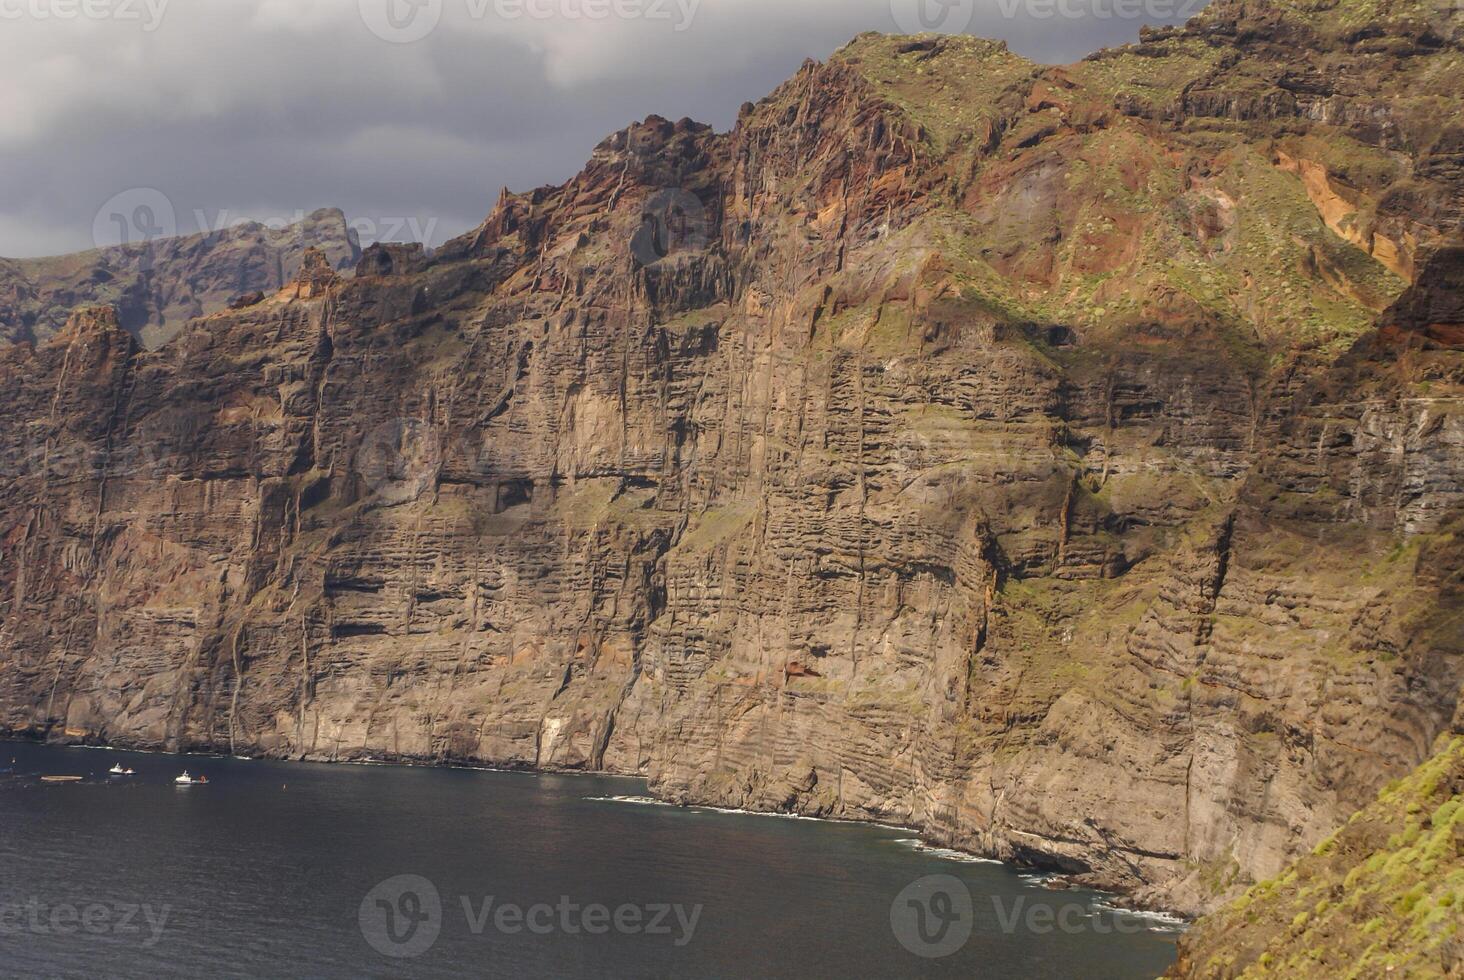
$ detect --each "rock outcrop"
[1169,732,1464,977]
[0,0,1460,918]
[0,207,360,348]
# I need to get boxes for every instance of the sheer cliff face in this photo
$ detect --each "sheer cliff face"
[1169,731,1464,978]
[1,1,1461,914]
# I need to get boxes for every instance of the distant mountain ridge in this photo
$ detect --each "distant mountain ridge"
[0,0,1459,961]
[0,207,360,348]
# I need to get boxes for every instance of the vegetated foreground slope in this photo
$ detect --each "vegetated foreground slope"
[1170,733,1464,977]
[0,0,1460,919]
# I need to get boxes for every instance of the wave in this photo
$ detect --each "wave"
[686,805,918,832]
[1019,872,1076,888]
[588,797,918,834]
[1090,900,1189,931]
[891,838,1004,864]
[692,805,838,822]
[586,795,682,808]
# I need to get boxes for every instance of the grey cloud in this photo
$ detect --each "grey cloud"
[0,0,1204,258]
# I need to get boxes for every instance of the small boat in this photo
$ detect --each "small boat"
[174,771,209,785]
[108,764,136,776]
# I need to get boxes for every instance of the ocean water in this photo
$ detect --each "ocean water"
[0,742,1180,978]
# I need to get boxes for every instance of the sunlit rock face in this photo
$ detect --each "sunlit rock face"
[1,0,1461,917]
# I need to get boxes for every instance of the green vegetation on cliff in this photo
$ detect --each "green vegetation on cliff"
[1173,736,1464,978]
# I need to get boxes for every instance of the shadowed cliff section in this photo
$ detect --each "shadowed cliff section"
[0,208,360,349]
[0,0,1460,921]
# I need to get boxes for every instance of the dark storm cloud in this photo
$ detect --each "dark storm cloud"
[0,0,1206,258]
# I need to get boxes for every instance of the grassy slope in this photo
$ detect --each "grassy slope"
[831,29,1410,362]
[1173,735,1464,978]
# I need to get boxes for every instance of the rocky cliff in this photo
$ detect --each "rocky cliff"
[1170,727,1464,977]
[0,0,1460,918]
[0,208,360,349]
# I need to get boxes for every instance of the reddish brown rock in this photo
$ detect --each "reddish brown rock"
[0,1,1460,920]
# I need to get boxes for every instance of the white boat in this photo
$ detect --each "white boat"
[174,771,208,785]
[109,764,135,776]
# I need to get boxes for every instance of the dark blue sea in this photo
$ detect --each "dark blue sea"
[0,742,1180,978]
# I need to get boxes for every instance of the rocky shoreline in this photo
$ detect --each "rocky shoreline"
[2,0,1460,929]
[2,729,1195,927]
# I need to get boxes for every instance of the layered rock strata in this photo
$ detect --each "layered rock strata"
[1,0,1461,916]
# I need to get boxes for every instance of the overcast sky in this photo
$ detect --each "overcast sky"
[0,0,1207,258]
